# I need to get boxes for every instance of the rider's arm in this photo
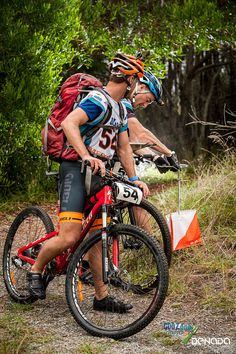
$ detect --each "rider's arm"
[61,108,105,175]
[128,117,172,156]
[116,130,149,197]
[61,108,90,159]
[116,130,136,179]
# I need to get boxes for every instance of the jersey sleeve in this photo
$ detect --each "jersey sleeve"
[118,121,128,134]
[76,91,108,121]
[78,99,103,121]
[121,98,135,118]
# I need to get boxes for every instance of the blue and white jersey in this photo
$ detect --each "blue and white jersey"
[75,89,128,160]
[121,98,135,118]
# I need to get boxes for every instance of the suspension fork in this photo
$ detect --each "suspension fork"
[101,204,109,284]
[101,203,119,283]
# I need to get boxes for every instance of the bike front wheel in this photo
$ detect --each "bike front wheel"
[3,206,54,303]
[65,224,169,339]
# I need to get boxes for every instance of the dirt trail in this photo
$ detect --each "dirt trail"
[0,205,235,354]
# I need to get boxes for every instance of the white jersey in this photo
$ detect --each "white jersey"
[78,90,128,160]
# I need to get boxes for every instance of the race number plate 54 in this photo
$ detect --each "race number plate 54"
[114,182,143,205]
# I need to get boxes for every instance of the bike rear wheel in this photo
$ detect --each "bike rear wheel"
[65,224,169,339]
[3,206,54,303]
[113,199,172,265]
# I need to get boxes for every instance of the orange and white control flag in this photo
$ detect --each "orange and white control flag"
[166,210,202,251]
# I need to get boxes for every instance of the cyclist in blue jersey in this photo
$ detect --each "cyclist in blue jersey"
[27,53,150,313]
[123,71,180,173]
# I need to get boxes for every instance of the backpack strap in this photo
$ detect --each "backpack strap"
[43,117,63,154]
[84,88,126,136]
[81,87,114,139]
[83,101,112,139]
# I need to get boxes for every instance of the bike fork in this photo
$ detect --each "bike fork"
[101,205,109,284]
[102,204,119,283]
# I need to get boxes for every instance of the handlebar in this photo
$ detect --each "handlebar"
[133,154,189,172]
[153,163,189,171]
[45,156,188,181]
[83,159,137,186]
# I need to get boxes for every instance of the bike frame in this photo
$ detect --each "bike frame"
[17,184,118,278]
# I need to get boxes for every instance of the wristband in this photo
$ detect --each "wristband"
[129,175,140,182]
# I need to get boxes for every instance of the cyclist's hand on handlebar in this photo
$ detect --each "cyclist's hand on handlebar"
[133,180,150,198]
[166,152,181,172]
[82,156,106,177]
[153,155,170,174]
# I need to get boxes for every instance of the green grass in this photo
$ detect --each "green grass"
[157,152,236,315]
[140,164,179,185]
[75,342,112,354]
[0,301,54,353]
[0,314,53,354]
[0,189,57,213]
[0,166,58,213]
[152,331,181,346]
[10,302,34,312]
[201,281,236,313]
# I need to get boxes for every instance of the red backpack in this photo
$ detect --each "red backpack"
[42,73,112,161]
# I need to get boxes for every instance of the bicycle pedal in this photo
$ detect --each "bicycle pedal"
[12,256,27,268]
[131,276,159,295]
[109,276,131,291]
[79,264,94,285]
[123,239,143,250]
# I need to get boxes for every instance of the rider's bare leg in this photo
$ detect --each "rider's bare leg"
[31,222,82,273]
[132,206,152,233]
[87,241,108,300]
[30,222,108,300]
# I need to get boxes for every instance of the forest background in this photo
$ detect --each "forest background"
[0,0,235,199]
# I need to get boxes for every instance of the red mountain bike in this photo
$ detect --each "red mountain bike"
[3,166,168,339]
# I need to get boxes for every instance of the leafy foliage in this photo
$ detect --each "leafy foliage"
[0,0,235,198]
[77,0,236,75]
[0,0,84,194]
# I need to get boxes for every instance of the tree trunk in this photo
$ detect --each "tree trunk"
[137,46,235,160]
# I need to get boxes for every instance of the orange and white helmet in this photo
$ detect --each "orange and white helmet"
[109,53,144,78]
